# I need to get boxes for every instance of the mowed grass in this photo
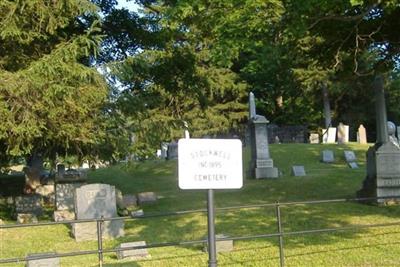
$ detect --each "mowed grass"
[2,143,400,266]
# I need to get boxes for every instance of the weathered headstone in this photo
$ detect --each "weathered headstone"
[309,133,319,144]
[322,127,337,143]
[249,115,278,178]
[357,124,367,144]
[116,241,150,260]
[337,122,349,144]
[321,150,334,163]
[72,184,124,241]
[291,166,306,176]
[344,150,357,162]
[55,183,83,211]
[15,195,42,216]
[26,253,59,267]
[167,141,178,160]
[160,142,168,159]
[137,192,157,205]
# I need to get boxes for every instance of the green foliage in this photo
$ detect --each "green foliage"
[0,0,109,164]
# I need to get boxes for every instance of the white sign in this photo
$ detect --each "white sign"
[178,139,243,190]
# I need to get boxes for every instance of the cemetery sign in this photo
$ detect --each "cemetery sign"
[178,139,243,190]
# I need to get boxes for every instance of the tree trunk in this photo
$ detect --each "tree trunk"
[24,153,44,193]
[322,83,332,128]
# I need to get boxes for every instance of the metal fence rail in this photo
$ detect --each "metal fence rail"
[1,196,399,266]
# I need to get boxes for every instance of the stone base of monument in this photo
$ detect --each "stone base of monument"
[17,213,38,224]
[358,142,400,204]
[72,220,124,241]
[255,167,279,179]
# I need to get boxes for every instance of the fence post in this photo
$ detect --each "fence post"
[97,216,104,267]
[275,202,285,267]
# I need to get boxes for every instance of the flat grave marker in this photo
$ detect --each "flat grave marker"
[344,150,357,162]
[116,241,150,260]
[321,150,334,163]
[291,166,306,176]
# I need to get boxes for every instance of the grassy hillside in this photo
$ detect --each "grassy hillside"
[2,143,400,266]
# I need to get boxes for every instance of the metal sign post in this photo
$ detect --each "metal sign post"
[207,189,217,267]
[178,138,243,267]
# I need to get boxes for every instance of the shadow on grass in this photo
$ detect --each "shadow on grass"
[104,251,205,267]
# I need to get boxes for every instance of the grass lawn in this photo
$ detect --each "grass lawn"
[2,143,400,266]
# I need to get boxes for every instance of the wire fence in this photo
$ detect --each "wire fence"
[1,196,399,267]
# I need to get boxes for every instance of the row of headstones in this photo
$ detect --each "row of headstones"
[12,184,158,238]
[25,235,235,266]
[291,150,359,177]
[309,124,368,144]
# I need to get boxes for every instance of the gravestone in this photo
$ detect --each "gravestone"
[250,115,279,178]
[357,75,400,203]
[344,150,357,162]
[357,125,367,144]
[291,166,306,176]
[160,142,168,159]
[322,127,337,143]
[375,142,400,202]
[26,253,59,267]
[137,192,157,205]
[72,184,124,241]
[15,195,42,216]
[116,241,150,260]
[53,183,84,222]
[309,133,319,144]
[321,150,334,163]
[337,123,349,144]
[55,184,83,211]
[167,141,178,160]
[348,162,359,169]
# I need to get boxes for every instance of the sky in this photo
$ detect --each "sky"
[116,0,139,12]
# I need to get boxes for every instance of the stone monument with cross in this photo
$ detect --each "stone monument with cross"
[357,75,400,203]
[248,92,279,178]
